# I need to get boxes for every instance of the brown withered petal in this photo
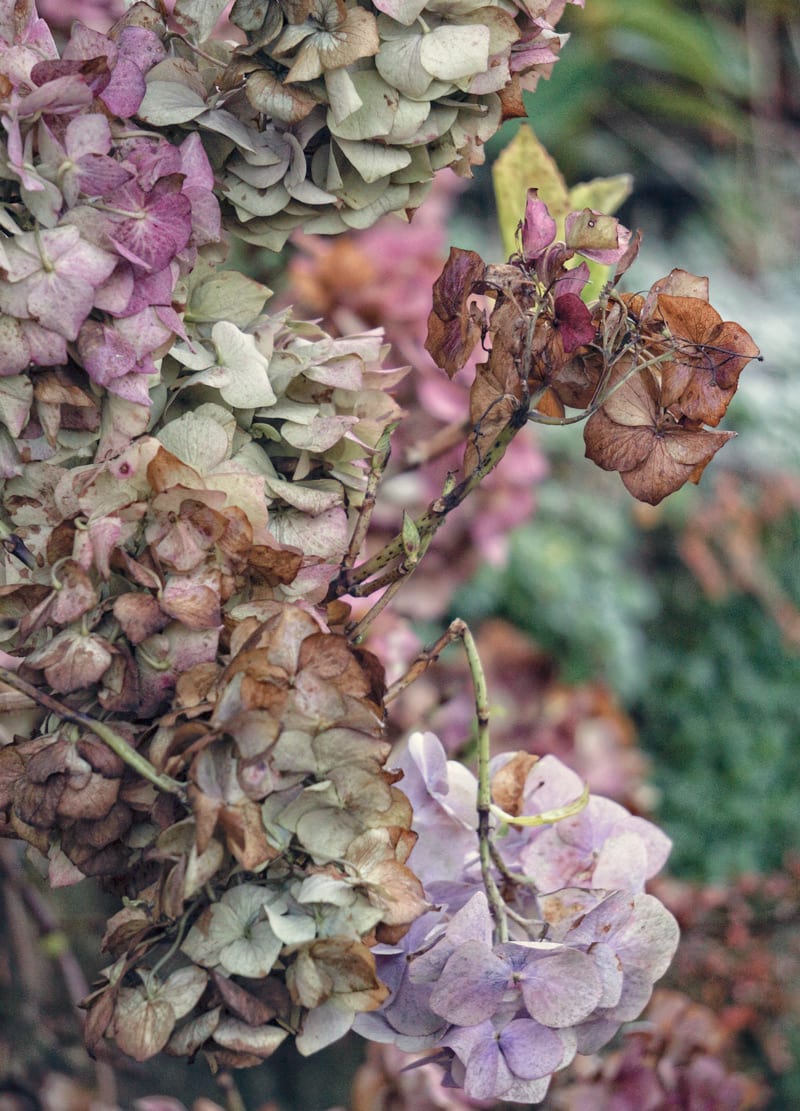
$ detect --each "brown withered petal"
[9,808,50,852]
[246,68,319,123]
[218,506,253,559]
[659,295,759,426]
[77,735,125,778]
[49,560,99,626]
[491,752,540,817]
[464,360,520,476]
[57,774,120,821]
[113,988,176,1061]
[650,269,710,301]
[97,646,142,713]
[0,748,25,810]
[218,799,277,871]
[160,578,222,630]
[583,408,654,474]
[14,776,64,829]
[83,989,119,1057]
[211,1017,288,1058]
[298,632,371,695]
[24,630,114,694]
[166,1006,222,1058]
[618,427,735,505]
[549,351,603,411]
[113,592,169,645]
[211,971,280,1026]
[247,545,304,586]
[425,247,485,377]
[60,836,131,877]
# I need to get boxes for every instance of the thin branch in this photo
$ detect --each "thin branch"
[341,424,395,573]
[459,620,509,944]
[0,668,187,802]
[384,621,466,704]
[328,405,526,602]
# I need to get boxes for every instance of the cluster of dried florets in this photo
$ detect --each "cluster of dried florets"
[64,606,430,1068]
[122,0,585,248]
[354,732,680,1103]
[0,0,419,1073]
[427,190,760,505]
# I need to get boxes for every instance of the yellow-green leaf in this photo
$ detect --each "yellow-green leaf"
[492,124,569,258]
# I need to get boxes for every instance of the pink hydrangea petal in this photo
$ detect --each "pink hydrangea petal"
[521,190,557,261]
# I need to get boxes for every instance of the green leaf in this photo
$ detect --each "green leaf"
[568,175,633,219]
[492,124,570,258]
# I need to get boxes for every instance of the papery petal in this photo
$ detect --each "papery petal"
[521,190,556,261]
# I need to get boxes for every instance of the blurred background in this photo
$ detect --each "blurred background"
[3,0,800,1107]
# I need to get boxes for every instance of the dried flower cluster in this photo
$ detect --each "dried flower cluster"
[0,0,419,1072]
[135,0,586,248]
[427,190,759,505]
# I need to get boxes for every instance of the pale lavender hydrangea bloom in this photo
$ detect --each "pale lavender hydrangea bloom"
[360,733,680,1105]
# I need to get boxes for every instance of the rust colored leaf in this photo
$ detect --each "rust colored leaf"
[658,294,759,426]
[425,247,485,377]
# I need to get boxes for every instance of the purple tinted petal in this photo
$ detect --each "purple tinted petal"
[103,367,156,405]
[77,320,136,383]
[179,132,214,191]
[519,948,602,1027]
[463,1034,508,1100]
[522,754,585,816]
[111,192,192,272]
[99,56,146,118]
[76,154,132,199]
[554,293,595,352]
[553,260,590,299]
[116,26,166,73]
[429,940,509,1025]
[61,23,114,63]
[521,190,557,261]
[93,263,135,315]
[499,1018,565,1079]
[592,830,649,890]
[27,270,95,340]
[64,113,111,158]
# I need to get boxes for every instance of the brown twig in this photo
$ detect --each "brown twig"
[327,402,527,603]
[0,668,186,802]
[384,620,467,703]
[341,424,394,573]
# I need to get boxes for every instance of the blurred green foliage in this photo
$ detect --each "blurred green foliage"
[456,476,800,882]
[637,519,800,880]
